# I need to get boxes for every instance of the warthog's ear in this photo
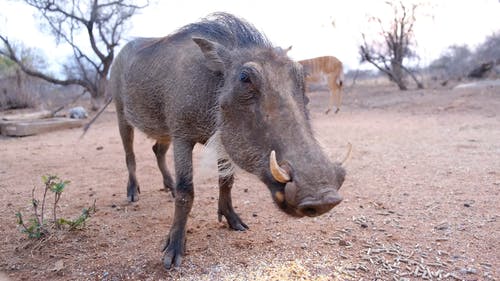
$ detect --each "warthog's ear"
[192,37,229,73]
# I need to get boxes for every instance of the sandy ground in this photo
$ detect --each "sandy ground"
[0,80,499,280]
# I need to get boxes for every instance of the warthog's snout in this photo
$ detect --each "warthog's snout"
[297,193,343,217]
[270,150,346,217]
[273,184,343,217]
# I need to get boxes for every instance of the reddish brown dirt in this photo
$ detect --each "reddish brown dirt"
[0,81,499,280]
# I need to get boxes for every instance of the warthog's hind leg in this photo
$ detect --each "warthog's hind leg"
[152,140,175,197]
[217,160,248,231]
[118,120,140,202]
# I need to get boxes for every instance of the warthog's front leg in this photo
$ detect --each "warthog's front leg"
[217,167,248,231]
[152,140,175,197]
[162,139,195,269]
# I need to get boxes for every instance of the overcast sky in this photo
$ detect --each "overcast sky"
[1,0,499,72]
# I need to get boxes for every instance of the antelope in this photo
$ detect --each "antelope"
[299,56,344,114]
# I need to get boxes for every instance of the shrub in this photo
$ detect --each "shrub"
[16,175,96,239]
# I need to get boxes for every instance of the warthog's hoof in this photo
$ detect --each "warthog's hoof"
[127,182,140,202]
[162,234,185,269]
[127,194,139,202]
[165,185,175,198]
[218,209,249,231]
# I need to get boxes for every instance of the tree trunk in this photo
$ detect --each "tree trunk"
[15,69,23,97]
[391,61,407,90]
[90,77,108,111]
[395,78,408,90]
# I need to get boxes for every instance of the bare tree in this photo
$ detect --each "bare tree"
[468,32,500,78]
[473,32,500,63]
[359,0,424,90]
[0,44,50,110]
[429,45,472,80]
[0,0,148,110]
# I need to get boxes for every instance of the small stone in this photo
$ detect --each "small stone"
[460,267,477,274]
[52,260,64,272]
[338,239,349,246]
[435,223,449,230]
[68,106,88,119]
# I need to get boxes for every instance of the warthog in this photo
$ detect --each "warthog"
[108,13,347,269]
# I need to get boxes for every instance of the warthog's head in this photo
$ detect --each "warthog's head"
[194,38,347,217]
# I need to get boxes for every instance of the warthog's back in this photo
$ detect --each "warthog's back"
[109,36,219,142]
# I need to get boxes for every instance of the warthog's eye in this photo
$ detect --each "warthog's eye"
[239,71,251,83]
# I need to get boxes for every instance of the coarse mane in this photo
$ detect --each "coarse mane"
[174,12,273,48]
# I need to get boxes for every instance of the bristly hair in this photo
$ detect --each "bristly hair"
[200,130,236,179]
[171,12,273,49]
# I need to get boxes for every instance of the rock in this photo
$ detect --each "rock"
[69,106,88,119]
[460,267,478,274]
[53,260,64,272]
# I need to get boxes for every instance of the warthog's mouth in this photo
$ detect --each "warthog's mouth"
[272,188,343,218]
[268,149,347,217]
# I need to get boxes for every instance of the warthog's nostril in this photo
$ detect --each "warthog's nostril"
[298,195,343,217]
[302,207,317,217]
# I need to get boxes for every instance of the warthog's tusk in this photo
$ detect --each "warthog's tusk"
[270,150,291,183]
[340,142,353,165]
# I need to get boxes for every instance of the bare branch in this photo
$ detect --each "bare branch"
[401,64,424,89]
[1,0,149,109]
[1,35,92,90]
[358,0,423,90]
[25,0,89,25]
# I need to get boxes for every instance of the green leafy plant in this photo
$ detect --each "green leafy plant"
[15,211,44,239]
[57,202,96,230]
[16,175,96,239]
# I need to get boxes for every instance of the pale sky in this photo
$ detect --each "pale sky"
[1,0,499,72]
